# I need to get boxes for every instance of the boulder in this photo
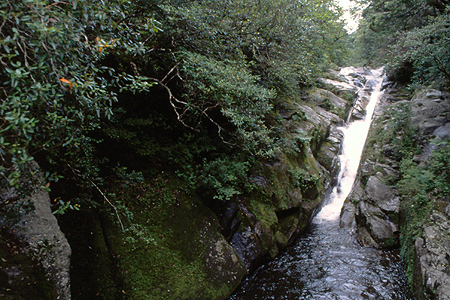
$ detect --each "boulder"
[355,201,399,248]
[318,78,355,91]
[310,88,349,112]
[315,126,344,177]
[203,225,247,290]
[364,176,400,223]
[345,176,400,249]
[339,200,356,229]
[410,89,450,135]
[340,180,364,228]
[363,215,398,249]
[0,173,71,300]
[230,225,266,272]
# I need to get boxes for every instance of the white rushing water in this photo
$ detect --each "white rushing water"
[315,67,385,222]
[229,67,414,300]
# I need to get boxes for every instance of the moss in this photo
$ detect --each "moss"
[380,236,398,249]
[339,90,356,104]
[98,178,243,300]
[259,160,295,209]
[274,231,289,248]
[248,200,278,230]
[349,198,360,205]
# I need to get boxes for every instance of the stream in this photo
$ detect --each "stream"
[229,68,415,300]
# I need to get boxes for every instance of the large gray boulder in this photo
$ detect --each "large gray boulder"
[309,88,349,112]
[364,176,400,223]
[355,201,399,249]
[1,172,71,300]
[344,175,400,249]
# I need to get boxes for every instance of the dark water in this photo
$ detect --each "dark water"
[229,67,414,300]
[229,218,414,300]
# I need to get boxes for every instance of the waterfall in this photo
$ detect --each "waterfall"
[229,67,414,300]
[316,67,385,222]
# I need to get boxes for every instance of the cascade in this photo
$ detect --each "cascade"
[316,67,383,222]
[229,68,414,300]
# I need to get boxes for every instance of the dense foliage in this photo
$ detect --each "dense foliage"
[353,0,450,89]
[1,0,348,211]
[1,1,352,298]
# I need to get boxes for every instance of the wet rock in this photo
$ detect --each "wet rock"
[356,201,399,249]
[345,176,400,248]
[340,200,356,229]
[219,202,240,240]
[316,126,344,177]
[310,88,349,112]
[340,180,364,228]
[230,226,265,272]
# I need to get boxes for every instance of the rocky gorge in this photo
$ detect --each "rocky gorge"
[0,68,356,299]
[340,79,450,299]
[1,67,449,300]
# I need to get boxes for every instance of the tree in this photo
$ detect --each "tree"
[355,0,450,89]
[1,0,350,211]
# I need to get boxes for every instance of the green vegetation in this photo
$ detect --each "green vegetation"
[350,0,450,288]
[1,0,351,298]
[398,139,450,282]
[1,0,348,204]
[352,0,450,90]
[365,96,449,285]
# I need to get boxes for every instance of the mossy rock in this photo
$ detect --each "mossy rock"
[98,188,245,300]
[274,231,289,248]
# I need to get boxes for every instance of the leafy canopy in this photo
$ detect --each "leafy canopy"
[1,0,349,208]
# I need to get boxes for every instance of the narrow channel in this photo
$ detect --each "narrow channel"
[229,68,414,300]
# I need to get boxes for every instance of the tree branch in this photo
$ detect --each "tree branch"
[130,61,233,144]
[89,179,125,231]
[67,164,125,231]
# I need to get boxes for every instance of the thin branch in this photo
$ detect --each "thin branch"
[67,164,125,231]
[130,61,234,143]
[41,41,63,88]
[89,179,125,231]
[43,1,69,10]
[161,62,181,83]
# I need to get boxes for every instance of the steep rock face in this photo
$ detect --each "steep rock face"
[0,167,71,300]
[343,175,400,248]
[341,85,450,299]
[410,90,450,135]
[413,208,450,300]
[339,76,403,249]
